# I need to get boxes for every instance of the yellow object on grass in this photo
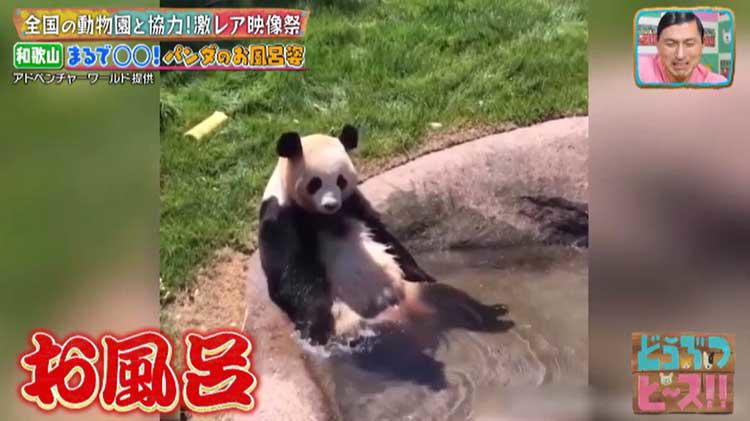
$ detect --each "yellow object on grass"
[184,111,229,140]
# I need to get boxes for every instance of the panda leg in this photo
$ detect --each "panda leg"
[417,283,514,332]
[260,199,335,344]
[272,259,335,345]
[331,300,366,338]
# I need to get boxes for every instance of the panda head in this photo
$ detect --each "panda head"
[277,124,358,215]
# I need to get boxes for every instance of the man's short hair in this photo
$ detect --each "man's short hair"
[657,12,705,42]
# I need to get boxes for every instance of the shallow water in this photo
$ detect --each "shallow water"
[312,246,588,421]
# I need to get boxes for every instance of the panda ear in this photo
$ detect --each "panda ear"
[339,124,358,151]
[277,132,302,158]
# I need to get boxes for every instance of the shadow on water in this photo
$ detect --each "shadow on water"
[347,283,515,391]
[317,245,587,421]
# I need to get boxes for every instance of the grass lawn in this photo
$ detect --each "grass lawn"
[160,0,588,294]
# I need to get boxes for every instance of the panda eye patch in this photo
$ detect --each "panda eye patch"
[307,177,322,195]
[337,175,348,190]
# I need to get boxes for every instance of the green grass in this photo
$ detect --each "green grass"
[160,0,588,293]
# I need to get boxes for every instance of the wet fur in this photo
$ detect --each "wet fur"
[260,189,434,344]
[259,127,510,347]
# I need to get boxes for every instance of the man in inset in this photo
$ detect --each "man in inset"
[638,12,727,84]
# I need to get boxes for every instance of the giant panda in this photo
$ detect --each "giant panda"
[258,124,509,345]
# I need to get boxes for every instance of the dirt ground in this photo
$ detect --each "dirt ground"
[160,116,587,420]
[161,248,249,372]
[160,122,523,420]
[160,248,248,421]
[160,119,544,352]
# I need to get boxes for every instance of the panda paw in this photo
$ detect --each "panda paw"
[302,320,333,346]
[297,306,335,346]
[488,304,509,316]
[477,304,514,331]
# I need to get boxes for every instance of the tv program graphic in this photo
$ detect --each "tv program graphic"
[632,332,735,413]
[633,7,735,88]
[12,7,308,86]
[18,330,257,414]
[13,8,308,40]
[8,0,749,420]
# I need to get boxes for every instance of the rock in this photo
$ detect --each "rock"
[519,195,589,247]
[244,117,589,419]
[362,117,589,251]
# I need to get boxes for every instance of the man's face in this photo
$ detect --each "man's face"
[657,21,703,82]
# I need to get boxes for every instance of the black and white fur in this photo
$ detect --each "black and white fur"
[259,125,512,346]
[258,125,438,345]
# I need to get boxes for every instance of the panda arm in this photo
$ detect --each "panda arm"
[258,198,334,344]
[343,191,437,283]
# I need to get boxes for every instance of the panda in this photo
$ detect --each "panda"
[258,124,510,345]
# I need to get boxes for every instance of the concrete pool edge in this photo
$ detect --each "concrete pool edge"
[240,116,589,420]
